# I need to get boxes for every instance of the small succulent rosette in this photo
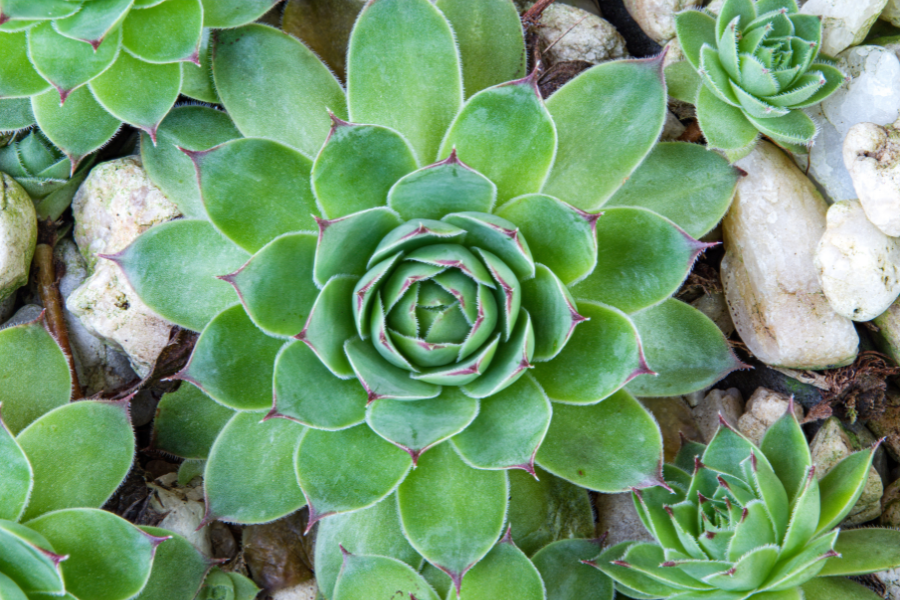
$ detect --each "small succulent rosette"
[592,403,900,599]
[669,0,844,160]
[117,0,744,585]
[0,0,282,168]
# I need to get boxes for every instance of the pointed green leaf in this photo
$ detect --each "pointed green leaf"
[32,86,121,167]
[717,0,756,37]
[0,0,80,20]
[26,508,157,600]
[533,539,613,600]
[334,552,439,600]
[701,420,756,477]
[626,298,741,397]
[699,44,740,106]
[0,520,64,595]
[213,24,346,158]
[347,0,462,164]
[27,22,120,99]
[135,526,211,600]
[0,408,31,521]
[443,211,535,280]
[458,539,544,600]
[152,382,234,459]
[180,29,216,103]
[665,60,703,103]
[696,85,759,153]
[543,57,666,211]
[473,247,521,341]
[0,31,51,97]
[397,441,508,584]
[799,576,884,600]
[711,545,779,591]
[366,388,479,460]
[731,81,789,119]
[0,571,28,600]
[532,301,642,404]
[299,275,358,378]
[816,448,876,534]
[411,334,500,386]
[618,543,709,591]
[388,153,497,220]
[765,530,835,591]
[0,318,70,435]
[760,405,810,502]
[18,400,133,521]
[592,542,685,597]
[440,76,556,203]
[537,389,663,491]
[89,51,181,136]
[140,105,241,219]
[314,207,403,285]
[780,468,820,559]
[407,244,494,287]
[744,106,818,146]
[463,308,534,398]
[726,500,776,560]
[108,219,249,332]
[0,97,35,131]
[345,336,441,401]
[819,528,900,576]
[603,142,741,239]
[762,73,824,108]
[121,0,202,63]
[52,0,132,47]
[200,0,279,27]
[354,253,405,337]
[190,137,317,253]
[675,10,720,69]
[789,64,844,108]
[369,220,466,267]
[523,264,584,363]
[296,424,412,521]
[204,411,306,524]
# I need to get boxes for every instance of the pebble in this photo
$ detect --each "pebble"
[873,298,900,364]
[147,472,211,557]
[814,199,900,322]
[1,304,42,329]
[867,386,900,462]
[691,292,735,337]
[737,388,804,446]
[881,477,900,527]
[0,174,36,303]
[622,0,703,44]
[537,4,628,66]
[595,492,656,547]
[722,142,859,370]
[272,582,319,600]
[639,396,702,463]
[800,0,889,56]
[883,0,900,26]
[843,118,900,236]
[243,511,314,593]
[692,388,744,444]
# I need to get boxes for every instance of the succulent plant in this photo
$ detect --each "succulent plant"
[670,0,844,159]
[118,0,742,584]
[0,0,282,168]
[0,313,170,600]
[591,404,900,599]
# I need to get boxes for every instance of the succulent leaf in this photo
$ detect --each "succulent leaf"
[799,576,884,599]
[152,382,234,460]
[457,537,545,600]
[303,276,361,378]
[819,528,900,576]
[0,411,30,522]
[0,97,35,131]
[532,539,614,600]
[31,86,122,168]
[760,405,811,503]
[120,0,202,64]
[52,0,132,47]
[815,447,875,534]
[199,0,280,28]
[388,153,497,220]
[523,265,584,363]
[135,526,211,600]
[0,519,64,596]
[314,208,404,285]
[333,552,440,600]
[180,28,217,103]
[27,22,121,98]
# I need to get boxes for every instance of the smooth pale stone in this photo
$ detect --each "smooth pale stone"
[736,387,803,446]
[722,142,859,369]
[538,4,628,65]
[814,200,900,321]
[883,0,900,26]
[844,119,900,236]
[147,472,212,557]
[692,388,744,443]
[622,0,703,43]
[801,0,889,56]
[691,291,735,337]
[595,492,656,547]
[272,582,318,600]
[0,173,36,302]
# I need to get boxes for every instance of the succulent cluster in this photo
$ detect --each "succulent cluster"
[0,0,281,167]
[593,405,900,599]
[671,0,844,159]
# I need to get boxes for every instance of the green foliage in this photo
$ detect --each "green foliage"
[592,406,900,598]
[672,0,844,158]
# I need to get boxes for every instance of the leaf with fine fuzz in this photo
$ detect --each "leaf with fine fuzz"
[204,411,306,524]
[334,553,439,600]
[26,508,157,600]
[313,123,419,218]
[0,31,49,97]
[121,0,203,63]
[536,390,663,492]
[0,320,70,435]
[695,86,760,153]
[0,0,79,19]
[744,109,818,146]
[200,0,280,28]
[819,528,900,576]
[32,86,121,167]
[761,406,811,503]
[18,401,133,521]
[304,276,359,378]
[0,520,64,595]
[111,219,249,331]
[592,542,685,597]
[183,305,285,411]
[626,299,741,397]
[388,157,497,220]
[53,0,131,47]
[522,264,582,363]
[543,58,666,211]
[153,383,234,460]
[604,142,740,238]
[213,25,347,159]
[443,212,535,280]
[0,411,30,521]
[441,78,556,204]
[800,576,884,600]
[141,106,242,219]
[345,337,441,400]
[314,208,403,285]
[397,442,508,583]
[816,448,875,534]
[532,539,613,600]
[295,424,412,519]
[314,494,423,600]
[348,0,462,163]
[27,22,120,95]
[532,301,641,405]
[181,29,216,103]
[0,572,27,600]
[0,98,35,131]
[463,308,534,398]
[134,527,211,600]
[458,539,545,600]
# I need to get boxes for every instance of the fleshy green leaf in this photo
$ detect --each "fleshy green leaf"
[302,276,359,378]
[190,137,316,253]
[121,0,202,63]
[462,308,534,398]
[213,24,346,158]
[543,57,666,211]
[0,318,70,435]
[345,336,441,401]
[18,400,133,521]
[0,519,64,595]
[799,576,884,600]
[665,60,702,103]
[200,0,280,28]
[108,219,248,332]
[314,207,403,285]
[180,29,217,103]
[152,382,234,460]
[440,76,556,203]
[388,153,497,220]
[603,142,741,238]
[0,569,33,600]
[536,389,663,491]
[0,408,31,521]
[789,63,844,108]
[32,86,121,167]
[626,299,741,397]
[0,97,35,131]
[27,22,120,98]
[760,403,810,502]
[347,0,463,164]
[443,211,535,280]
[744,108,817,146]
[675,9,717,69]
[140,105,241,219]
[334,552,439,600]
[25,508,158,600]
[135,526,211,600]
[53,0,132,47]
[816,448,875,534]
[695,85,759,153]
[369,220,465,267]
[397,442,508,586]
[458,538,545,600]
[295,424,412,522]
[204,411,306,524]
[819,528,900,576]
[0,0,80,20]
[532,539,614,600]
[0,30,51,97]
[522,264,584,363]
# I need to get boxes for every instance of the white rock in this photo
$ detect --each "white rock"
[800,0,889,56]
[272,582,319,600]
[815,200,900,321]
[147,473,212,557]
[873,297,900,362]
[883,0,900,26]
[722,142,859,369]
[692,388,744,443]
[622,0,703,43]
[878,567,900,600]
[691,292,735,337]
[538,4,628,65]
[737,387,804,445]
[0,174,36,302]
[843,119,900,236]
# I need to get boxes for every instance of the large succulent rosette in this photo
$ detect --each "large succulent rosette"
[116,0,742,585]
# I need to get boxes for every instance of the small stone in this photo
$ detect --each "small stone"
[883,0,900,26]
[1,304,41,329]
[693,388,745,443]
[691,292,735,337]
[639,396,702,463]
[622,0,703,44]
[722,142,859,369]
[873,298,900,363]
[868,386,900,462]
[272,581,319,600]
[281,0,366,80]
[243,511,314,592]
[595,492,656,547]
[737,387,804,446]
[877,567,900,600]
[0,174,36,302]
[209,521,238,561]
[810,417,883,525]
[881,477,900,527]
[537,4,628,66]
[147,472,211,557]
[660,110,686,141]
[843,118,900,236]
[800,0,889,56]
[814,199,900,322]
[0,291,15,323]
